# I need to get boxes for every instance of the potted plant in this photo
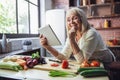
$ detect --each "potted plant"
[22,40,32,51]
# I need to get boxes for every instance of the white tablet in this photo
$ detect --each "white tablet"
[38,24,61,46]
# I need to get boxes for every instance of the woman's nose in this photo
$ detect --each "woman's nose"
[70,19,74,24]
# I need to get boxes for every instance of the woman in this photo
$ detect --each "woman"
[39,8,116,66]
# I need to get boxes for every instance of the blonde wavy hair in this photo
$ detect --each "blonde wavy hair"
[66,7,90,36]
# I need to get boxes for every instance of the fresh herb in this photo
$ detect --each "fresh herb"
[32,52,40,59]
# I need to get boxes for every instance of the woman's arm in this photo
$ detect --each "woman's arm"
[68,26,81,54]
[68,27,84,63]
[69,35,84,64]
[39,35,66,60]
[44,45,59,57]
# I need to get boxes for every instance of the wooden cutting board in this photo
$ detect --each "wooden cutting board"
[33,58,80,73]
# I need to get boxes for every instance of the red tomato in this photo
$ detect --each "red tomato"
[61,60,69,69]
[90,60,100,67]
[80,60,90,67]
[50,63,59,67]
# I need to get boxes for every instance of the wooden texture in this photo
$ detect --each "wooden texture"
[34,58,80,73]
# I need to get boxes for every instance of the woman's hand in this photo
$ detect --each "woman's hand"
[68,26,77,40]
[39,34,49,48]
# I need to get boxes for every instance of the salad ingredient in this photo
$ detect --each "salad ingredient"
[76,67,104,74]
[16,59,28,70]
[50,63,59,67]
[61,60,69,69]
[80,60,90,68]
[80,69,108,77]
[0,61,23,71]
[49,70,75,77]
[32,52,40,59]
[90,60,100,67]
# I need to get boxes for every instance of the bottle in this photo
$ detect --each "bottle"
[113,32,118,45]
[1,34,7,53]
[108,20,111,27]
[113,38,118,45]
[104,19,108,28]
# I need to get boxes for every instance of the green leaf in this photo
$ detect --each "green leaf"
[31,52,40,59]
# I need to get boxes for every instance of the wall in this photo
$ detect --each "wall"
[52,0,69,9]
[88,17,120,44]
[40,0,53,27]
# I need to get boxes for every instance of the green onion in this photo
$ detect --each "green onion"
[49,70,76,77]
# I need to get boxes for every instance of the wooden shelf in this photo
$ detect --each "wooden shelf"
[78,3,111,9]
[76,2,120,18]
[96,27,120,30]
[87,14,120,19]
[90,3,111,7]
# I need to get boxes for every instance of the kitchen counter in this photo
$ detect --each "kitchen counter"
[0,69,109,80]
[0,57,109,80]
[0,53,110,80]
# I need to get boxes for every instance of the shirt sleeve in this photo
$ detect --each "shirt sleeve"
[57,38,85,64]
[56,38,73,60]
[74,51,84,64]
[81,30,98,60]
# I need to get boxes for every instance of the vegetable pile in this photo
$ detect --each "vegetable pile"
[22,52,47,68]
[0,52,47,71]
[78,60,108,77]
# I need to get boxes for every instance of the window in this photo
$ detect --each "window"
[0,0,40,38]
[0,0,16,33]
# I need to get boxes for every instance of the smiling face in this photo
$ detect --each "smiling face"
[66,13,82,32]
[66,8,90,36]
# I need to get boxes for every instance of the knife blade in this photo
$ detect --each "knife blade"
[48,59,62,63]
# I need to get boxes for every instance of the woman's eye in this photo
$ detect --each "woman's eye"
[67,16,79,22]
[67,18,71,22]
[73,16,79,20]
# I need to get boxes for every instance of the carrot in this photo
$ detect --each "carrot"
[16,59,28,70]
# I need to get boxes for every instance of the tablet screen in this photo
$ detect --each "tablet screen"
[38,24,61,46]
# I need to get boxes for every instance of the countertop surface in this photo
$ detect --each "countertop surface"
[0,69,109,80]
